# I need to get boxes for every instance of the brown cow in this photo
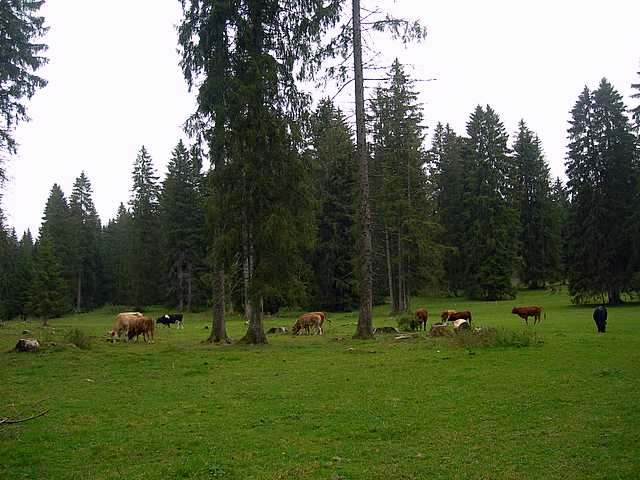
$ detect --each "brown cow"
[109,312,144,342]
[292,313,323,335]
[443,310,472,323]
[413,308,428,331]
[127,316,155,343]
[511,306,543,325]
[440,310,456,322]
[307,311,331,334]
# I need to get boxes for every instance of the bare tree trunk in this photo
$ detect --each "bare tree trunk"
[385,229,395,311]
[352,0,374,339]
[238,294,268,345]
[397,234,405,312]
[209,269,230,343]
[242,236,252,320]
[75,272,82,312]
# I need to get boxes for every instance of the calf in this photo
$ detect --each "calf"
[511,306,542,325]
[156,313,184,329]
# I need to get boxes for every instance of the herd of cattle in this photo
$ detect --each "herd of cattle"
[107,305,545,343]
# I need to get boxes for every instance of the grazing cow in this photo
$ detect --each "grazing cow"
[444,310,472,323]
[511,306,543,325]
[593,305,607,333]
[292,313,323,335]
[156,313,184,329]
[452,319,470,332]
[110,312,144,341]
[127,316,155,343]
[413,308,428,331]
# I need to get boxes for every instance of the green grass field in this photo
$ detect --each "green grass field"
[1,290,639,479]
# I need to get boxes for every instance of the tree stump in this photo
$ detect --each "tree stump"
[428,323,450,337]
[15,339,40,352]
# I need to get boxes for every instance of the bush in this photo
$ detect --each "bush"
[396,314,416,332]
[450,326,541,349]
[64,328,93,350]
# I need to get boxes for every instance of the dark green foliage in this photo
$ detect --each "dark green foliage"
[128,146,161,307]
[101,204,133,305]
[632,64,640,131]
[159,140,206,310]
[178,0,341,343]
[513,121,562,288]
[370,60,443,312]
[0,223,18,320]
[461,106,519,300]
[26,237,70,319]
[550,178,570,279]
[64,327,92,350]
[430,123,467,295]
[0,0,48,172]
[565,80,637,304]
[69,172,102,310]
[309,99,357,311]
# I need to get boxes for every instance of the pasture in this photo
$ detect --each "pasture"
[1,290,639,479]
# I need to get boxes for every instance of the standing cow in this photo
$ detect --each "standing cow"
[593,305,607,333]
[413,308,428,331]
[156,313,184,329]
[511,306,543,325]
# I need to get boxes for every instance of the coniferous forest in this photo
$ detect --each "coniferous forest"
[1,1,640,336]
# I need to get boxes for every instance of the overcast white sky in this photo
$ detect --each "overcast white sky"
[3,0,640,236]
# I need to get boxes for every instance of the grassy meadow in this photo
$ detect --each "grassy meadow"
[1,290,639,479]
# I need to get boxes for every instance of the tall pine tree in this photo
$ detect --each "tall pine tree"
[159,140,206,310]
[102,203,133,305]
[513,120,562,288]
[69,172,102,311]
[370,60,442,312]
[566,80,637,304]
[309,99,357,311]
[462,106,519,300]
[129,146,161,307]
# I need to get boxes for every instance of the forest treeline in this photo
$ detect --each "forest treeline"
[1,2,640,325]
[1,66,639,320]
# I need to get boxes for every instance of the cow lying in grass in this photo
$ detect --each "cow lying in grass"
[292,312,326,335]
[157,313,184,329]
[511,306,543,325]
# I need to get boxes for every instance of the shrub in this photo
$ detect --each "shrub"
[396,314,415,332]
[450,326,540,349]
[64,328,93,350]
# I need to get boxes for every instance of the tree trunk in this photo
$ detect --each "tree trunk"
[385,229,395,311]
[352,0,374,339]
[242,236,252,320]
[608,288,622,305]
[75,271,82,312]
[209,269,230,343]
[237,295,268,345]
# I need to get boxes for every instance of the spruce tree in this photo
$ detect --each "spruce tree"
[14,230,34,318]
[159,140,206,310]
[566,79,637,304]
[462,106,519,300]
[309,99,357,311]
[513,120,562,288]
[26,237,70,321]
[179,0,337,344]
[69,172,102,311]
[430,123,468,295]
[0,0,48,173]
[370,60,442,312]
[102,203,133,305]
[129,146,161,307]
[632,64,640,131]
[39,183,73,302]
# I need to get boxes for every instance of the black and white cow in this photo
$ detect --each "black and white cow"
[593,305,607,333]
[156,313,184,329]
